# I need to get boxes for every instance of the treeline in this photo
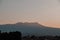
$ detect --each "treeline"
[0,30,60,40]
[22,35,60,40]
[0,31,21,40]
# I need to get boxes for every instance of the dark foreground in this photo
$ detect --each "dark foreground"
[0,31,60,40]
[22,35,60,40]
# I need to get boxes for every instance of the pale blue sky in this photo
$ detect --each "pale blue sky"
[0,0,60,27]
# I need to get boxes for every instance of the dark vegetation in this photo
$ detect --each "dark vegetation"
[22,35,60,40]
[0,30,60,40]
[0,30,21,40]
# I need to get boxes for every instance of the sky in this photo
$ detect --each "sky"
[0,0,60,28]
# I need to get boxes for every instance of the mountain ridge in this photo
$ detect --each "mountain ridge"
[0,22,60,36]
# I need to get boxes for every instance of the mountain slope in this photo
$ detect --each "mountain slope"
[0,22,60,36]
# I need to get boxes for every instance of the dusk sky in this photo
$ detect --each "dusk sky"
[0,0,60,28]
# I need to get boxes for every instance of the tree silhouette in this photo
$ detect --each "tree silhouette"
[0,30,22,40]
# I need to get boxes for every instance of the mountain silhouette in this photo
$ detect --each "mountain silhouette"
[0,22,60,36]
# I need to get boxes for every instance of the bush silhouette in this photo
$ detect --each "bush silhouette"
[0,31,22,40]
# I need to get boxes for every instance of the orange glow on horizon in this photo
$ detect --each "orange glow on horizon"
[39,21,60,28]
[0,20,60,28]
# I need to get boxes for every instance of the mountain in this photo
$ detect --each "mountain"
[0,22,60,36]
